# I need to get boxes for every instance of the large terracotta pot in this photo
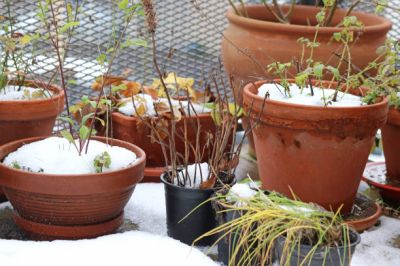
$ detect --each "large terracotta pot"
[0,80,65,202]
[381,108,400,179]
[0,136,146,240]
[243,81,388,213]
[112,112,216,182]
[222,4,392,90]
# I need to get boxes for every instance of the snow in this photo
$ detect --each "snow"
[3,137,137,174]
[257,83,364,107]
[175,162,210,188]
[0,86,50,101]
[118,94,211,117]
[228,183,257,200]
[0,183,398,266]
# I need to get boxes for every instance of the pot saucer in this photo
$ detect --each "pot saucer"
[344,193,381,232]
[362,162,400,203]
[13,211,124,240]
[142,167,166,183]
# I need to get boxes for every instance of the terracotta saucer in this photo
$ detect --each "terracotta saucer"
[344,193,382,232]
[13,211,124,240]
[142,167,165,183]
[362,162,400,202]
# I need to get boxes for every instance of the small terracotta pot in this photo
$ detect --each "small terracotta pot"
[0,136,146,240]
[112,112,216,182]
[243,80,388,213]
[381,108,400,179]
[0,80,65,202]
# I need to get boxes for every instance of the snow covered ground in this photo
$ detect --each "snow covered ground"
[0,183,399,266]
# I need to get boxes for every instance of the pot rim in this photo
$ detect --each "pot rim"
[160,171,216,192]
[226,4,392,35]
[0,79,65,104]
[243,80,389,111]
[0,136,146,178]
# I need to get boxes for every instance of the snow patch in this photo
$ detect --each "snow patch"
[257,83,363,107]
[3,137,137,174]
[174,162,210,188]
[118,95,211,117]
[0,86,51,101]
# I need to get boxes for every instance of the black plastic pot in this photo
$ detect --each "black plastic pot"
[276,230,361,266]
[161,173,218,246]
[215,199,274,266]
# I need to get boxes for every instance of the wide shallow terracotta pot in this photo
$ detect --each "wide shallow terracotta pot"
[0,80,65,202]
[222,4,392,90]
[243,81,388,213]
[0,136,146,240]
[112,112,216,182]
[381,108,400,179]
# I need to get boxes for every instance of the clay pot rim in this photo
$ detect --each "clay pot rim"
[362,162,400,192]
[244,80,389,111]
[226,4,392,35]
[0,79,64,104]
[112,110,213,121]
[345,201,382,232]
[0,136,146,178]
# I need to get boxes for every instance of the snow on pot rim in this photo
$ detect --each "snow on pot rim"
[0,86,53,101]
[243,80,389,120]
[0,136,146,195]
[0,80,65,121]
[3,136,138,175]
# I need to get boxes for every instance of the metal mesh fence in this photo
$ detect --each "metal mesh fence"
[0,0,399,106]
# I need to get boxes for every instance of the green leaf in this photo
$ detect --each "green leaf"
[326,66,340,80]
[111,83,127,92]
[313,63,324,78]
[118,0,129,10]
[59,21,80,33]
[121,38,147,48]
[93,151,112,173]
[79,125,90,141]
[332,32,341,42]
[60,130,74,144]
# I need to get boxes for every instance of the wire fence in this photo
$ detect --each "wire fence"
[0,0,399,106]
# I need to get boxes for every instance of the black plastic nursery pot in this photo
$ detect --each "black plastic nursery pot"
[276,230,361,266]
[214,198,275,266]
[161,173,218,246]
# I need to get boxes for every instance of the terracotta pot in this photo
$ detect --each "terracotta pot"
[381,108,400,179]
[0,80,65,202]
[0,136,146,240]
[243,80,388,213]
[112,112,216,182]
[222,4,392,90]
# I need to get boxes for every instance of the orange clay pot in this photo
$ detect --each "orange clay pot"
[243,80,388,213]
[0,136,145,240]
[222,5,392,90]
[381,108,400,179]
[0,80,65,202]
[112,112,217,182]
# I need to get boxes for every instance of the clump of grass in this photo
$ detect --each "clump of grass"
[196,186,353,266]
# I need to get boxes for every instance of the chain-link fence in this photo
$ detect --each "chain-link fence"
[0,0,399,105]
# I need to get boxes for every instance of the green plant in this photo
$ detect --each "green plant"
[197,183,354,266]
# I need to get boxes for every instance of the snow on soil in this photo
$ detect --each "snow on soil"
[0,86,50,100]
[0,183,399,266]
[174,162,210,189]
[118,93,211,117]
[3,137,137,174]
[257,83,364,107]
